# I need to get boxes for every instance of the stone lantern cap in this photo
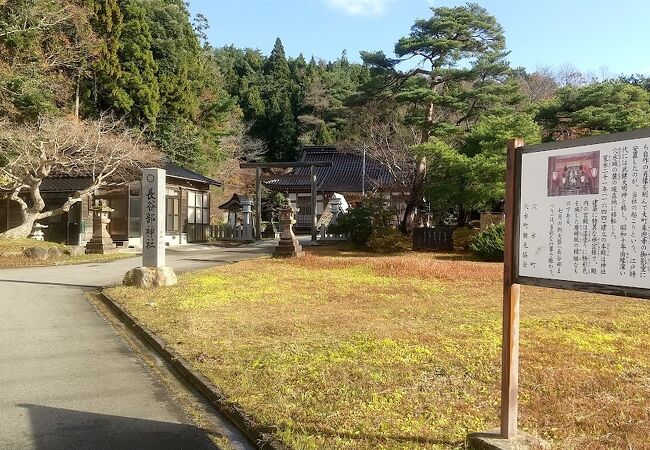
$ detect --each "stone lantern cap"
[91,204,114,213]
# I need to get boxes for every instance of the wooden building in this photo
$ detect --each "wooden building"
[264,146,407,232]
[0,161,220,246]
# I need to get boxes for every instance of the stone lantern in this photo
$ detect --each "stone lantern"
[330,197,343,225]
[240,198,254,240]
[85,200,117,254]
[273,203,303,257]
[29,222,48,241]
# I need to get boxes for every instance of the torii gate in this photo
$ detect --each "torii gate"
[240,161,332,241]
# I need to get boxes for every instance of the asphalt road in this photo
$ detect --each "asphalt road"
[0,243,274,450]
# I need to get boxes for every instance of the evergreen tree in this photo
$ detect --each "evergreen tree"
[117,0,159,125]
[88,0,160,126]
[264,37,291,81]
[360,2,518,231]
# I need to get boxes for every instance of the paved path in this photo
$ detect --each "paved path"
[0,243,274,450]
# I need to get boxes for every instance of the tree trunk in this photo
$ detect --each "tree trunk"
[457,204,468,227]
[0,212,40,239]
[400,154,426,234]
[400,100,433,235]
[0,182,73,240]
[74,72,81,119]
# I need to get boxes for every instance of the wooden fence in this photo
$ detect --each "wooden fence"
[412,227,454,251]
[209,224,254,241]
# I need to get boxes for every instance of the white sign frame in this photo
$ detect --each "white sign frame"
[515,128,650,299]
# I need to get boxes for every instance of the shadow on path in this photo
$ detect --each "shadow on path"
[17,404,217,450]
[0,279,99,289]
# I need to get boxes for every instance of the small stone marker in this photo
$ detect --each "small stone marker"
[273,203,303,258]
[123,168,177,288]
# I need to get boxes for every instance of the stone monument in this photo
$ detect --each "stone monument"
[123,168,177,288]
[273,203,303,257]
[85,200,117,254]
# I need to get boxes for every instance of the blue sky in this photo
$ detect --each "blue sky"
[187,0,650,76]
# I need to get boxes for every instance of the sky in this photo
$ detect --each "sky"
[187,0,650,77]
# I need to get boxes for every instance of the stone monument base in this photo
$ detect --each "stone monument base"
[123,266,178,288]
[85,238,117,254]
[467,430,550,450]
[273,238,304,258]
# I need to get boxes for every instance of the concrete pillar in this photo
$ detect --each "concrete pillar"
[123,168,177,288]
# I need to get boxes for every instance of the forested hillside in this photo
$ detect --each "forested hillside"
[2,0,650,227]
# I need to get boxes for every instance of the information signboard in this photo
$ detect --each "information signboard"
[516,129,650,298]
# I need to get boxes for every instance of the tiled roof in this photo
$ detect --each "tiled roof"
[217,193,251,210]
[40,176,95,193]
[164,161,221,186]
[20,162,219,194]
[264,147,397,193]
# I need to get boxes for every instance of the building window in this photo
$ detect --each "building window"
[296,196,313,227]
[129,187,141,238]
[166,189,180,232]
[188,191,209,225]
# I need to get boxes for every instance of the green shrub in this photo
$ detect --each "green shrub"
[453,226,479,250]
[328,195,401,248]
[328,205,373,246]
[470,223,505,261]
[367,227,411,253]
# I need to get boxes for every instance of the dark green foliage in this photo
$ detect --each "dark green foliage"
[470,223,505,261]
[453,226,480,251]
[214,43,370,161]
[367,228,411,253]
[89,0,161,125]
[117,0,159,125]
[536,82,650,139]
[328,196,399,247]
[328,205,373,246]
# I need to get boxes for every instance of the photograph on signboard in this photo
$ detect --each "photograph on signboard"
[546,151,600,197]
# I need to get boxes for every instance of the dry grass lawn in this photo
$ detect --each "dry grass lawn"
[0,238,133,268]
[105,247,650,449]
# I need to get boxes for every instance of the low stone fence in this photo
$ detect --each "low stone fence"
[412,227,454,251]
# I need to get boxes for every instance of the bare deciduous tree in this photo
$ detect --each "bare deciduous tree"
[518,66,559,103]
[210,120,266,216]
[0,115,160,238]
[341,100,420,218]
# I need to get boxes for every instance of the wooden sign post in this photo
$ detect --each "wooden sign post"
[501,138,524,438]
[471,128,650,448]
